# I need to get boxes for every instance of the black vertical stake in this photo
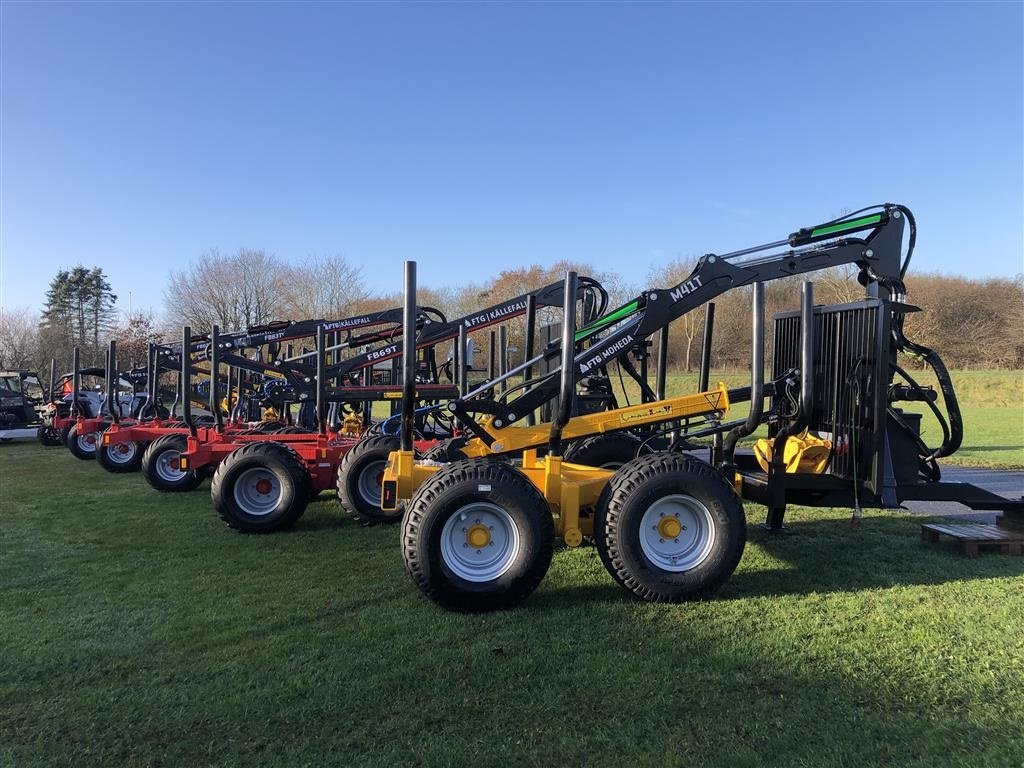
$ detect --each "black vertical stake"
[225,362,234,421]
[101,347,110,419]
[169,350,180,420]
[523,294,536,426]
[48,358,57,404]
[108,339,119,423]
[71,348,81,418]
[400,261,417,453]
[638,338,649,403]
[488,331,497,381]
[232,366,242,421]
[723,282,765,470]
[182,326,196,437]
[316,324,327,435]
[452,327,461,391]
[698,302,716,393]
[548,271,578,456]
[498,325,508,394]
[146,344,158,420]
[210,325,223,433]
[656,325,668,400]
[701,303,719,461]
[457,325,468,397]
[362,364,372,428]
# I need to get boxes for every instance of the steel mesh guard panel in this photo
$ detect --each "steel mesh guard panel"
[771,300,881,480]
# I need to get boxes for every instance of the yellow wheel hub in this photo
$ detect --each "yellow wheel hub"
[657,516,683,539]
[466,524,491,548]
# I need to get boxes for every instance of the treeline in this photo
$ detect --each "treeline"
[0,266,162,375]
[1,250,1021,381]
[644,265,1024,372]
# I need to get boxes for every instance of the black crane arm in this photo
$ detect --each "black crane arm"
[451,205,908,431]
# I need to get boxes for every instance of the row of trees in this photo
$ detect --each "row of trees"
[645,260,1024,372]
[163,249,370,331]
[1,266,162,375]
[1,252,1021,385]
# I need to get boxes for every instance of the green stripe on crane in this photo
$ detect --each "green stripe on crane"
[811,214,883,238]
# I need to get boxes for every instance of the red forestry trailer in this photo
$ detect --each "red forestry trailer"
[196,274,611,533]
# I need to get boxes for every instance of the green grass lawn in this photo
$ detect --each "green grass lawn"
[2,442,1022,767]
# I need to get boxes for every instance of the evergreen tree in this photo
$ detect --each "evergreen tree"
[40,266,118,364]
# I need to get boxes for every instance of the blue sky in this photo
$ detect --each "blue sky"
[2,1,1022,316]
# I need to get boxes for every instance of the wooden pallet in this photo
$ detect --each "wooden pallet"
[921,522,1024,556]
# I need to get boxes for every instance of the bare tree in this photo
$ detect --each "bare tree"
[164,248,286,332]
[0,307,39,369]
[113,312,164,368]
[278,254,370,320]
[815,263,863,305]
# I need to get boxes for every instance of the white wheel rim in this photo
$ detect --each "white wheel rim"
[77,432,99,452]
[638,494,716,572]
[232,467,282,517]
[155,449,186,482]
[357,459,386,507]
[440,502,520,583]
[107,442,137,464]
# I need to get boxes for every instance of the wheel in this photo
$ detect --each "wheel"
[563,432,650,470]
[66,422,107,460]
[337,435,405,525]
[141,433,203,492]
[274,426,307,434]
[594,453,746,603]
[96,439,145,473]
[211,442,312,533]
[37,425,63,446]
[402,459,554,612]
[255,421,285,433]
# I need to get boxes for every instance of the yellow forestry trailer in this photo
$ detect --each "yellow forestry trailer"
[382,204,1023,612]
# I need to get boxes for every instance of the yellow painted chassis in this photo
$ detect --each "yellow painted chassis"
[382,384,731,546]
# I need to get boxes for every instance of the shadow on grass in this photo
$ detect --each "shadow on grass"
[533,516,1024,609]
[726,516,1024,600]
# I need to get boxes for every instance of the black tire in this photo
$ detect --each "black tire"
[37,425,63,447]
[337,435,404,525]
[595,453,746,603]
[66,422,108,460]
[212,442,312,533]
[402,458,554,612]
[96,439,145,473]
[141,433,203,492]
[563,432,650,470]
[274,426,307,435]
[255,421,285,433]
